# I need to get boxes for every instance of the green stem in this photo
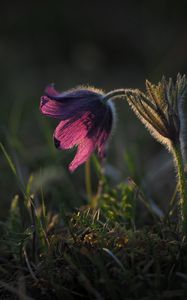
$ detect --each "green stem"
[85,159,93,205]
[172,144,187,235]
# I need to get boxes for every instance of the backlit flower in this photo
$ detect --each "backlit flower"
[40,85,115,172]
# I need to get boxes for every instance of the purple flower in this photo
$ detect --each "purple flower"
[40,85,115,172]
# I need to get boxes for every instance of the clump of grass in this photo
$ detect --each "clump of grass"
[1,204,187,300]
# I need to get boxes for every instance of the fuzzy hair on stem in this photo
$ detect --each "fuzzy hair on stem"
[124,74,187,236]
[176,74,187,172]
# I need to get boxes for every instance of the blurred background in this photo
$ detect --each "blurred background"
[1,0,187,218]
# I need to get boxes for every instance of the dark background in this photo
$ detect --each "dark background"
[1,0,187,215]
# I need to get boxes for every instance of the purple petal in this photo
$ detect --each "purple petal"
[69,137,95,172]
[40,90,104,120]
[96,105,113,158]
[45,87,103,102]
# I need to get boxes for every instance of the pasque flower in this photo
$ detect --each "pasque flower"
[40,85,115,172]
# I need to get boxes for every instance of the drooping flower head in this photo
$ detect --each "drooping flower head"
[40,85,115,172]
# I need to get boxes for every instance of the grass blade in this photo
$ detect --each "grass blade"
[0,142,17,176]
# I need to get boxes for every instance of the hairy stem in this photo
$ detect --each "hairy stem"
[172,144,187,235]
[102,89,133,102]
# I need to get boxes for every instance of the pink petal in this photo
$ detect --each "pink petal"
[69,137,95,172]
[53,112,93,149]
[45,85,60,97]
[40,96,65,119]
[97,130,109,159]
